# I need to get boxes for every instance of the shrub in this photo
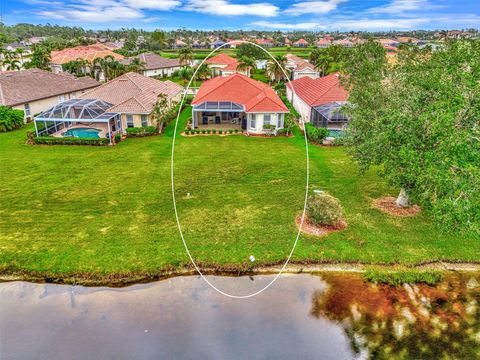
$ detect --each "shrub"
[234,129,239,133]
[184,130,190,135]
[332,136,346,146]
[306,192,344,226]
[276,128,288,136]
[305,123,328,144]
[218,130,223,134]
[33,136,109,146]
[0,106,24,132]
[228,129,233,134]
[201,129,206,134]
[206,129,211,134]
[126,126,157,137]
[363,269,443,286]
[114,133,122,143]
[212,129,216,134]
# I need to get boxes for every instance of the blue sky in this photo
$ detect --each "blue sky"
[2,0,480,31]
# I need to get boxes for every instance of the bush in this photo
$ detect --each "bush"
[201,129,206,134]
[228,129,233,134]
[0,106,24,132]
[363,269,443,286]
[114,133,122,143]
[305,123,328,143]
[126,126,157,137]
[218,130,223,134]
[33,136,109,146]
[332,136,346,146]
[306,192,344,226]
[206,129,211,134]
[212,129,216,134]
[184,130,190,135]
[234,129,239,133]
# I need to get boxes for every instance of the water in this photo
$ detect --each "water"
[328,129,344,138]
[0,273,479,360]
[62,127,101,138]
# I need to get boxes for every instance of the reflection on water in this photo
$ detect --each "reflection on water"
[311,273,480,359]
[0,273,479,360]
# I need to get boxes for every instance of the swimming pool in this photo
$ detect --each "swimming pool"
[328,130,345,138]
[63,128,101,138]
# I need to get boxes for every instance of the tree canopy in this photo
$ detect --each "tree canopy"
[343,39,480,235]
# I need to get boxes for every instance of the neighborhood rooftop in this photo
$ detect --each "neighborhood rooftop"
[121,53,181,70]
[0,68,99,107]
[79,72,183,114]
[205,54,239,71]
[51,44,124,64]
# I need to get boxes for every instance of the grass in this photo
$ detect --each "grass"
[0,106,479,278]
[363,269,444,286]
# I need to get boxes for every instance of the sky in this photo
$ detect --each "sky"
[2,0,479,31]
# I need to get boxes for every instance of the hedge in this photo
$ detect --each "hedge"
[305,123,328,144]
[0,106,24,132]
[33,136,109,146]
[126,126,157,137]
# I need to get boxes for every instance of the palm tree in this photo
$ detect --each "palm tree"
[178,47,194,66]
[194,63,210,81]
[174,66,194,85]
[236,56,256,77]
[151,93,169,133]
[3,58,21,71]
[126,57,146,74]
[265,55,289,83]
[15,48,25,65]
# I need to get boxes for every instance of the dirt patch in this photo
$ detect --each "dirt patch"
[373,196,421,217]
[296,214,347,237]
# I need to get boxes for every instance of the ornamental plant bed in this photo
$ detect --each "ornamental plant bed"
[33,136,109,146]
[373,196,421,217]
[296,214,347,237]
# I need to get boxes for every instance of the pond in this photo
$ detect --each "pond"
[1,273,479,359]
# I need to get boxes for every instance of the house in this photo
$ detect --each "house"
[284,38,292,46]
[256,38,274,48]
[121,53,181,78]
[78,72,183,131]
[293,39,309,48]
[285,54,319,80]
[1,43,32,70]
[174,39,187,48]
[205,54,248,77]
[50,44,124,80]
[396,37,420,45]
[191,73,288,134]
[0,69,99,121]
[286,73,349,129]
[378,38,400,48]
[316,38,331,48]
[28,36,48,45]
[332,39,354,48]
[210,40,227,49]
[33,72,182,143]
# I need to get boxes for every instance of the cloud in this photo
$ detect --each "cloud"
[38,5,143,22]
[284,0,345,16]
[368,0,442,14]
[183,0,279,17]
[250,21,323,30]
[124,0,181,10]
[251,17,430,30]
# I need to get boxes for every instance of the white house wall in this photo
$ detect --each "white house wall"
[286,87,312,122]
[144,67,181,78]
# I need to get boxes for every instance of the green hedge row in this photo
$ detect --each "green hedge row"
[126,126,157,136]
[305,123,328,144]
[0,106,24,132]
[185,128,240,135]
[33,136,109,146]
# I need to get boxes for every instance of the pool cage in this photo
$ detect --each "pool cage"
[311,101,349,129]
[34,99,122,144]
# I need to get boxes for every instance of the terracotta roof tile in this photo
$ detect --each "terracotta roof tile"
[286,73,349,107]
[192,73,288,113]
[122,53,181,70]
[51,44,124,65]
[205,54,239,71]
[79,72,182,114]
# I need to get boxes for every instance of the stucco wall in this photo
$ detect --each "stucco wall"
[286,87,312,122]
[246,112,284,134]
[144,67,181,78]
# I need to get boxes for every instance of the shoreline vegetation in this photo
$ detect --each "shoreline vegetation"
[1,261,480,287]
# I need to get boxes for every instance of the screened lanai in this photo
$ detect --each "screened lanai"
[311,101,349,130]
[34,99,122,144]
[191,101,246,130]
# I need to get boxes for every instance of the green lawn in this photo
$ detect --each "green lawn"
[0,106,478,278]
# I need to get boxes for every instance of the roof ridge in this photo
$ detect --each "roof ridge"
[311,75,340,104]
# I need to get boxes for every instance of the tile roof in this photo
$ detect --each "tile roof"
[79,72,182,114]
[192,73,288,113]
[51,44,124,65]
[0,69,99,106]
[205,53,239,71]
[286,73,348,107]
[122,53,181,70]
[286,54,316,72]
[294,38,308,44]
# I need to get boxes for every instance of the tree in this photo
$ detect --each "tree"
[265,55,289,83]
[178,47,194,66]
[236,56,256,76]
[310,45,347,75]
[343,39,480,235]
[235,43,265,60]
[2,56,21,70]
[151,93,169,133]
[24,44,51,70]
[173,66,194,85]
[194,63,210,82]
[126,57,146,74]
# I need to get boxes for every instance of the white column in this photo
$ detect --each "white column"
[107,121,112,145]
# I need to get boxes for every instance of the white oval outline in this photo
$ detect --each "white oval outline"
[171,40,310,298]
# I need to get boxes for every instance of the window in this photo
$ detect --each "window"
[249,114,256,129]
[141,115,148,127]
[24,103,31,117]
[126,115,134,128]
[58,95,65,103]
[264,114,271,125]
[277,114,284,128]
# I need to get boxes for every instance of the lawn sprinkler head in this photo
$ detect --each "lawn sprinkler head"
[313,189,324,194]
[249,255,255,262]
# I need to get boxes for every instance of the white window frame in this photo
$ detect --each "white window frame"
[141,115,148,127]
[24,103,31,117]
[249,114,256,130]
[277,113,284,128]
[126,115,134,128]
[264,114,271,126]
